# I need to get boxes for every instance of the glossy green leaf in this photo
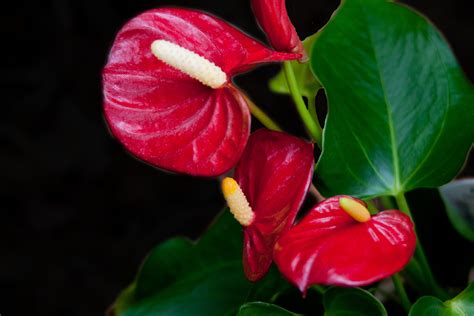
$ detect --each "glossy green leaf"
[409,297,448,316]
[269,34,321,98]
[439,178,474,242]
[323,287,387,316]
[110,211,286,316]
[311,0,474,198]
[409,283,474,315]
[238,302,301,316]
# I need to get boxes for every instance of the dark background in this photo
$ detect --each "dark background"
[1,0,472,315]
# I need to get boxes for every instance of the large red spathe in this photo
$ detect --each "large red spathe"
[233,129,314,281]
[251,0,304,56]
[103,8,300,176]
[274,196,416,293]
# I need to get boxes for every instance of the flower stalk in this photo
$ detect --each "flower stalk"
[392,274,411,312]
[283,61,322,146]
[394,192,450,300]
[242,94,283,132]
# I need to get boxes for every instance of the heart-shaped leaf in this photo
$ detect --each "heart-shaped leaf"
[238,302,301,316]
[439,178,474,242]
[323,287,387,316]
[409,283,474,315]
[269,34,321,98]
[311,0,474,198]
[109,211,288,316]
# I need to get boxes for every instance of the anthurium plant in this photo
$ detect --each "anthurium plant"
[102,0,474,315]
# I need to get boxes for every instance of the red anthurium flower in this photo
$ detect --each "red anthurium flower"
[274,196,416,294]
[103,8,301,176]
[221,129,314,281]
[251,0,305,56]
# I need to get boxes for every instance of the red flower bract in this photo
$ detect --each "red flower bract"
[273,196,416,293]
[251,0,304,56]
[233,129,314,281]
[103,8,300,176]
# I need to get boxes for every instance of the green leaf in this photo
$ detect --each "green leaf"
[323,287,387,316]
[439,178,474,242]
[246,266,293,303]
[311,0,474,198]
[409,283,474,315]
[269,34,321,98]
[238,302,301,316]
[403,257,431,295]
[110,211,286,316]
[409,297,448,316]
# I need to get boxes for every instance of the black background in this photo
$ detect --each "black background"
[1,0,472,315]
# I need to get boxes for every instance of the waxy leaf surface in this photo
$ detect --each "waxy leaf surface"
[234,129,314,281]
[323,287,387,316]
[110,211,287,316]
[273,196,416,292]
[439,178,474,242]
[103,8,299,176]
[311,0,474,198]
[409,283,474,316]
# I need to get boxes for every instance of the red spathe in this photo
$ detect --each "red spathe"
[234,129,314,281]
[103,8,300,176]
[274,196,416,293]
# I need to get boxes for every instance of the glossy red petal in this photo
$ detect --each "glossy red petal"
[233,129,314,281]
[251,0,304,55]
[274,196,416,293]
[103,8,300,176]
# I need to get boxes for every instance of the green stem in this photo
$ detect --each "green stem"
[365,199,379,214]
[283,61,322,146]
[392,274,411,312]
[307,92,318,123]
[244,95,283,132]
[394,192,449,300]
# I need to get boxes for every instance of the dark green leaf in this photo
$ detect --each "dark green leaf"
[403,257,431,295]
[120,262,250,316]
[323,287,387,316]
[269,34,321,98]
[246,266,293,302]
[311,0,474,198]
[409,283,474,315]
[135,209,242,299]
[110,211,250,316]
[439,178,474,242]
[238,302,301,316]
[408,297,447,316]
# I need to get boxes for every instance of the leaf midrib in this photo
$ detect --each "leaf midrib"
[360,4,402,194]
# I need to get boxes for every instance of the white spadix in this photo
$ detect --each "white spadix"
[151,39,227,89]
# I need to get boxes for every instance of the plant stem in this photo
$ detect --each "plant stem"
[243,94,283,132]
[309,184,324,202]
[394,192,450,300]
[283,62,322,146]
[365,199,379,214]
[307,92,318,123]
[392,274,411,312]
